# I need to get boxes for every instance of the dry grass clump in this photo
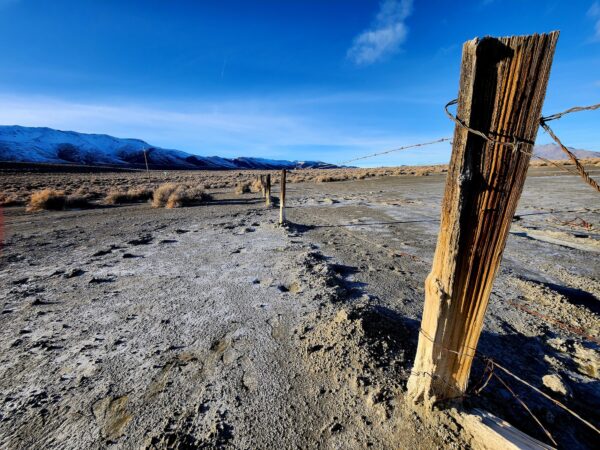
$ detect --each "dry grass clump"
[27,189,67,211]
[235,181,251,195]
[151,183,211,208]
[250,178,264,193]
[65,194,92,209]
[7,159,597,208]
[26,189,92,211]
[0,192,24,207]
[315,174,344,183]
[105,187,153,205]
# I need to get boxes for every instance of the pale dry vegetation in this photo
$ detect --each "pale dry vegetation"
[2,158,598,210]
[235,181,251,195]
[529,157,600,167]
[105,187,154,205]
[0,192,22,207]
[26,189,91,212]
[151,183,211,208]
[250,178,264,193]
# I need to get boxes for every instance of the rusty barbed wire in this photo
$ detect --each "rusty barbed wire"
[444,99,535,154]
[491,359,600,437]
[418,327,478,359]
[506,300,600,345]
[532,154,582,176]
[338,137,452,166]
[445,97,599,192]
[414,325,557,446]
[540,103,600,122]
[337,100,599,193]
[414,323,600,440]
[539,120,600,193]
[288,197,599,443]
[302,99,600,446]
[491,370,558,446]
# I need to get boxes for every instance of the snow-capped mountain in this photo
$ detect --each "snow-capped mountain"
[0,126,336,170]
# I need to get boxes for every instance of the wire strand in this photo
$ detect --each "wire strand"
[541,103,600,122]
[338,138,451,166]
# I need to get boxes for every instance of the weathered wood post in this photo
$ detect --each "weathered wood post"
[143,149,149,172]
[265,174,271,207]
[407,32,559,406]
[279,169,287,224]
[260,175,266,197]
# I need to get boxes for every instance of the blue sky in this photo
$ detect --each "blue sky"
[0,0,599,166]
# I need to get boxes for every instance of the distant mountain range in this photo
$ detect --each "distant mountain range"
[533,143,600,160]
[0,126,336,170]
[0,125,598,170]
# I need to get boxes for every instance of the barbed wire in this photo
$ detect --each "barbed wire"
[413,320,600,442]
[531,154,583,176]
[287,207,600,444]
[415,325,556,446]
[507,300,600,345]
[290,203,599,346]
[338,137,452,166]
[334,100,599,195]
[539,120,600,192]
[444,99,535,154]
[296,99,600,446]
[540,103,600,122]
[490,369,557,446]
[447,98,599,192]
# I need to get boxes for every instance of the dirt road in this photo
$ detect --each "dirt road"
[1,168,598,449]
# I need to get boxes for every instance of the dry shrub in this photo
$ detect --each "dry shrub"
[152,183,211,208]
[0,192,24,207]
[235,182,251,195]
[27,189,93,212]
[315,174,344,183]
[27,189,67,211]
[105,187,153,204]
[250,178,263,193]
[65,194,92,209]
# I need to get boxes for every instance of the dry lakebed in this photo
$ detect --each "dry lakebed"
[1,167,599,449]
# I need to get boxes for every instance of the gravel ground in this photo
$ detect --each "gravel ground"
[0,167,598,449]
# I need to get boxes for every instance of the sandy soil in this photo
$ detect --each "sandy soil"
[0,167,598,449]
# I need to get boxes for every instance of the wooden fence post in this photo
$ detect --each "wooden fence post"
[407,32,559,406]
[265,174,271,207]
[279,169,287,224]
[260,175,266,197]
[143,149,149,172]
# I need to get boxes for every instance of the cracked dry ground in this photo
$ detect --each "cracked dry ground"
[1,168,599,449]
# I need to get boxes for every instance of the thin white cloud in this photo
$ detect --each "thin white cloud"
[347,0,413,65]
[0,93,444,162]
[588,2,600,41]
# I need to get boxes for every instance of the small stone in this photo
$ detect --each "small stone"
[330,423,343,433]
[542,374,569,396]
[64,268,85,278]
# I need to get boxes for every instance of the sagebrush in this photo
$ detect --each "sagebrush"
[27,189,91,212]
[152,183,211,208]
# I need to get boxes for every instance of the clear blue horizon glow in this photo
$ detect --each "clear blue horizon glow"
[0,0,599,167]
